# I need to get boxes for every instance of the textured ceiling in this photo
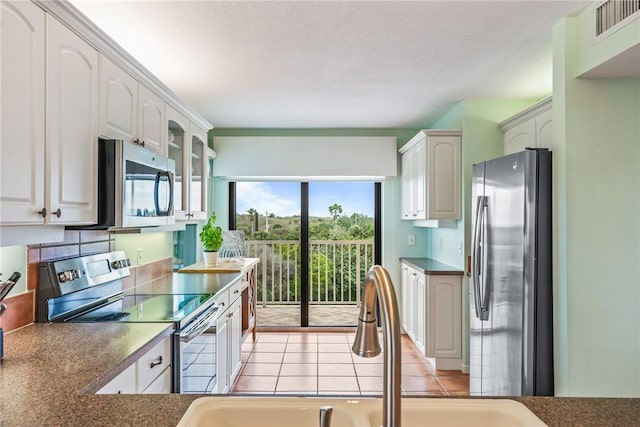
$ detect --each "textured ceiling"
[70,1,589,129]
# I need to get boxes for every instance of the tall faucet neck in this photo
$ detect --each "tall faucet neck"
[353,266,402,427]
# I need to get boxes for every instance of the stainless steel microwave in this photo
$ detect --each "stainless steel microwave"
[93,138,175,229]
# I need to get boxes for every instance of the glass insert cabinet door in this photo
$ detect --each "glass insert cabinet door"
[166,105,208,221]
[167,113,185,216]
[189,127,207,220]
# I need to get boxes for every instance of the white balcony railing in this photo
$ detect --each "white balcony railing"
[244,240,374,307]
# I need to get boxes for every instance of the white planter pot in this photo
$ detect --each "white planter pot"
[203,251,218,266]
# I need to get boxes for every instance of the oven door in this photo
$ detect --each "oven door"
[174,304,220,393]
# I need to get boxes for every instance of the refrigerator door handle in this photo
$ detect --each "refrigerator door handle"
[479,196,489,321]
[471,195,483,319]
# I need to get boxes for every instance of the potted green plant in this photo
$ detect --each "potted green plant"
[199,212,223,265]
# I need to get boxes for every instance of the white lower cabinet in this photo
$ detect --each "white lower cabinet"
[229,297,243,381]
[401,263,462,370]
[214,287,243,394]
[215,307,230,394]
[97,336,171,394]
[137,336,171,393]
[142,367,172,394]
[97,363,136,395]
[214,282,242,394]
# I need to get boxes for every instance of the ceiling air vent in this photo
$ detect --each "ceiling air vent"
[595,0,640,36]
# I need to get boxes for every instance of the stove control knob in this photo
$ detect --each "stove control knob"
[58,269,80,283]
[111,259,131,269]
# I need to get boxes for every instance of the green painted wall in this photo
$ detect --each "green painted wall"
[553,17,640,397]
[0,246,27,296]
[576,2,640,76]
[114,232,173,266]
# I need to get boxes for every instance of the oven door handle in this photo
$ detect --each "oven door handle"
[179,306,219,343]
[179,321,211,343]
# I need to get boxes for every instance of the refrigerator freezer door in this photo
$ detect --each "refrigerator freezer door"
[482,151,528,396]
[469,162,485,396]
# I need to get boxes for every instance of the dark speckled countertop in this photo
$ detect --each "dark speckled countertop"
[400,257,464,275]
[1,324,639,426]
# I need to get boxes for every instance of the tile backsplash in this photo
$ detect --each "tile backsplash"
[0,230,171,333]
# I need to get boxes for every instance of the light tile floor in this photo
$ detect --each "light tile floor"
[231,331,469,396]
[256,305,361,327]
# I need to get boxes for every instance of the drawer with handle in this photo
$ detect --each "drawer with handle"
[137,336,171,393]
[229,280,243,303]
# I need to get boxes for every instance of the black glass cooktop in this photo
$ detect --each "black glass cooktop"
[68,293,215,323]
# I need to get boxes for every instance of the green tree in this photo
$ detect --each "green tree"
[328,203,343,221]
[247,208,257,234]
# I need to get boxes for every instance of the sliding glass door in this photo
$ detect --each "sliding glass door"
[235,182,301,328]
[234,181,378,328]
[307,182,375,326]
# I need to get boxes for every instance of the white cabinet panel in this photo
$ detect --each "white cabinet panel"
[399,130,461,227]
[215,312,230,394]
[536,108,553,151]
[415,273,426,353]
[400,154,412,220]
[97,363,136,395]
[413,139,427,220]
[400,262,462,370]
[167,105,209,221]
[100,56,167,155]
[98,336,171,395]
[501,98,552,155]
[229,297,243,381]
[427,136,461,219]
[137,337,171,393]
[503,119,535,155]
[167,105,189,218]
[401,266,411,332]
[138,84,166,155]
[142,367,172,394]
[426,275,462,359]
[189,124,208,220]
[0,1,45,225]
[46,16,98,224]
[99,55,137,141]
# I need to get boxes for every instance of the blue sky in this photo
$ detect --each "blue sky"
[236,182,374,217]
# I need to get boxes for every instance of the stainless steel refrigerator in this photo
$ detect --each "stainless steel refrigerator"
[470,148,553,396]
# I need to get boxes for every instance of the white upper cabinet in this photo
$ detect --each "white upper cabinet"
[500,97,552,155]
[167,106,189,219]
[399,130,461,227]
[0,1,211,239]
[167,106,209,221]
[138,84,166,155]
[189,124,208,221]
[46,15,99,225]
[99,55,137,142]
[99,56,166,155]
[0,1,45,225]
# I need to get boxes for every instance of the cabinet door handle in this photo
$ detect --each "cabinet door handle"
[150,356,163,368]
[38,208,47,218]
[53,208,61,218]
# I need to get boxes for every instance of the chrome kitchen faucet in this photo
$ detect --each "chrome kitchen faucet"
[352,265,402,427]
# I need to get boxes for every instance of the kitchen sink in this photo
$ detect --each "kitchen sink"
[177,397,546,427]
[177,397,358,427]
